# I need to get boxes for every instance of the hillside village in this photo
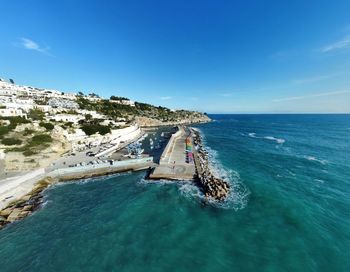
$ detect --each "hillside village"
[0,78,210,172]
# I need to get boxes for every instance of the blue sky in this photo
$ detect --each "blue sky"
[1,0,350,113]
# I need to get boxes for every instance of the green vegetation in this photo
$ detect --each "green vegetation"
[6,134,53,156]
[110,95,129,101]
[0,125,11,138]
[76,96,207,123]
[23,128,35,136]
[0,117,31,138]
[1,138,22,145]
[81,124,111,136]
[28,109,45,121]
[39,122,54,131]
[31,134,52,144]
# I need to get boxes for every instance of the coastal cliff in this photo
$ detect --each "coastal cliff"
[135,114,210,127]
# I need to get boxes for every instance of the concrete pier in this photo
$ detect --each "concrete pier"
[149,126,230,201]
[149,126,196,180]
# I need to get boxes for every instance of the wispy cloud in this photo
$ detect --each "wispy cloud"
[293,74,336,84]
[17,37,52,55]
[219,92,233,97]
[320,36,350,53]
[160,96,172,100]
[273,90,350,102]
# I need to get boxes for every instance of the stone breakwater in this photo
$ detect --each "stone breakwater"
[0,177,56,229]
[191,129,230,201]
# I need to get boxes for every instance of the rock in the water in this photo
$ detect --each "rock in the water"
[7,209,22,222]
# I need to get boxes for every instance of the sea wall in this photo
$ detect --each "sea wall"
[50,157,154,180]
[191,129,230,201]
[0,157,154,229]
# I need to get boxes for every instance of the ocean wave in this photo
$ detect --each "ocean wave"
[246,132,285,144]
[142,129,249,210]
[304,156,327,165]
[314,179,325,183]
[248,132,257,138]
[198,141,250,210]
[263,136,285,144]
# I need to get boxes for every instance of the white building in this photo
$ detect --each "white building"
[36,105,53,113]
[0,108,27,118]
[50,114,85,123]
[48,98,79,109]
[110,99,135,106]
[76,109,105,119]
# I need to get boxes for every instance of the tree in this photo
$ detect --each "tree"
[110,95,129,101]
[39,122,54,131]
[85,114,92,121]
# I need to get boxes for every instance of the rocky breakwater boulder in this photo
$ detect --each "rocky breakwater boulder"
[191,129,230,201]
[0,177,55,229]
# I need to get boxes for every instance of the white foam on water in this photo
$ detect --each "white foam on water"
[198,135,250,210]
[138,178,179,186]
[248,132,257,138]
[314,179,325,183]
[141,128,249,210]
[304,156,327,165]
[246,132,285,144]
[40,199,50,208]
[264,136,285,144]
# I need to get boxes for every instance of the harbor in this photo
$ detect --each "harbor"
[149,126,196,180]
[149,126,230,201]
[1,124,225,229]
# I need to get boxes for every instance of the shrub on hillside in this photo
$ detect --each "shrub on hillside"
[28,109,45,121]
[31,134,52,145]
[39,122,54,131]
[1,138,22,145]
[81,124,110,136]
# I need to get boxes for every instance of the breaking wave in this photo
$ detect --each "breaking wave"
[247,132,285,144]
[189,128,249,210]
[304,156,327,165]
[140,128,249,210]
[264,136,285,144]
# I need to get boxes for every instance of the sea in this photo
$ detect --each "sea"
[1,114,350,272]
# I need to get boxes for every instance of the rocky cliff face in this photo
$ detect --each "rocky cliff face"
[135,114,211,127]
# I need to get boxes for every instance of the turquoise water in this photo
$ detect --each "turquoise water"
[1,114,350,271]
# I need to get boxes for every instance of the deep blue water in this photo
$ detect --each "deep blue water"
[1,114,350,271]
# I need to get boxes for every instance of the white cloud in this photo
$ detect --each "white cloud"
[160,96,172,100]
[320,36,350,53]
[18,37,51,55]
[273,90,350,102]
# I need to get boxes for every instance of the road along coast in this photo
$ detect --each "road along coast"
[149,126,230,201]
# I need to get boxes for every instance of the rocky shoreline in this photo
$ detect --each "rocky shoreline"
[0,177,57,229]
[191,128,230,201]
[0,163,154,229]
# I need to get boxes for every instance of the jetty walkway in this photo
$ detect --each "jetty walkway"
[149,126,196,180]
[149,126,230,201]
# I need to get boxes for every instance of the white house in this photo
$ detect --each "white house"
[0,108,27,118]
[50,114,85,123]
